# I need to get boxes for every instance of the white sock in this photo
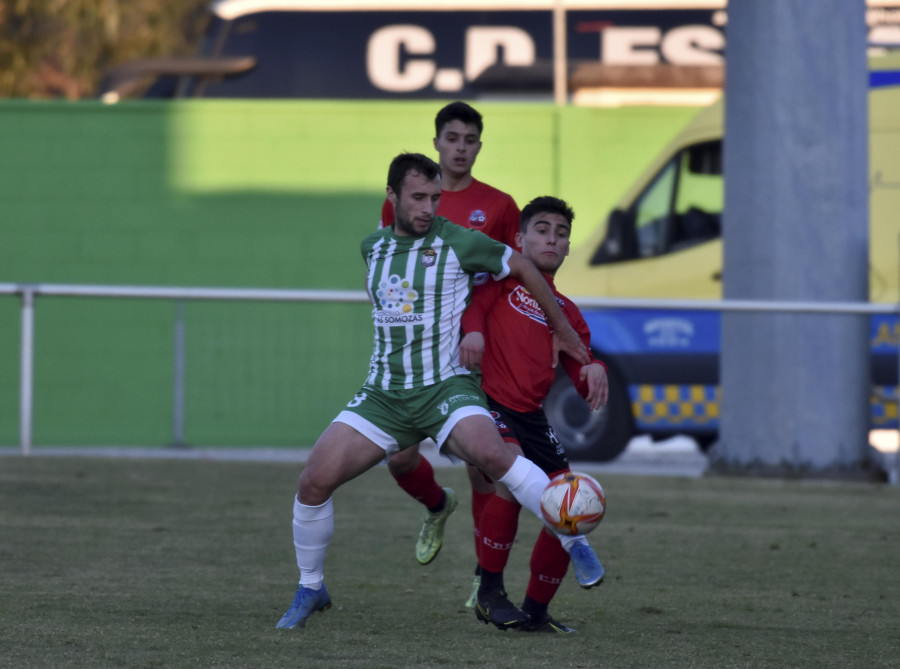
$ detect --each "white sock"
[498,456,589,552]
[559,534,588,552]
[292,496,334,589]
[498,455,549,521]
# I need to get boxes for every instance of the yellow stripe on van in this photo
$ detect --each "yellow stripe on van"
[871,386,899,426]
[633,384,898,427]
[631,385,720,425]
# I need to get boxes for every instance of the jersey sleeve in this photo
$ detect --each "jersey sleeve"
[491,245,513,281]
[448,224,512,279]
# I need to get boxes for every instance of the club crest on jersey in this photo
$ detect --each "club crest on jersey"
[420,248,437,267]
[508,285,548,324]
[468,210,487,229]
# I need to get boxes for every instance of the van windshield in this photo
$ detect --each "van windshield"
[630,140,723,260]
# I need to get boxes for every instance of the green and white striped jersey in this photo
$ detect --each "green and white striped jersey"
[361,216,512,390]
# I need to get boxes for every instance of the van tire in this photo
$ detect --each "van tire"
[544,365,633,462]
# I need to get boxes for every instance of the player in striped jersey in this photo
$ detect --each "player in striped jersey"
[378,102,520,574]
[276,153,604,632]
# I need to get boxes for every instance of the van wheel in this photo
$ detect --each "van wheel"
[544,366,633,462]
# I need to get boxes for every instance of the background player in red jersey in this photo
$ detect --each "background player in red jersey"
[380,102,523,585]
[379,101,519,246]
[460,196,610,633]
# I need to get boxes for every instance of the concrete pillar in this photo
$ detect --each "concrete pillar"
[714,0,874,478]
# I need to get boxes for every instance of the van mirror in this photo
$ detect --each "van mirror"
[591,208,637,265]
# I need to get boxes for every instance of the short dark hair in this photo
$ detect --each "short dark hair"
[435,101,483,137]
[519,196,575,233]
[387,152,441,196]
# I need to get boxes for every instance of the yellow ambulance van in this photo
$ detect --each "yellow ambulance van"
[548,55,900,461]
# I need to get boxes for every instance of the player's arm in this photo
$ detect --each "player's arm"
[459,280,497,371]
[561,351,609,410]
[559,308,609,410]
[579,362,609,411]
[507,251,589,366]
[459,331,484,371]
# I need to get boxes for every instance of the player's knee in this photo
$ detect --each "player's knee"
[466,463,495,493]
[473,441,516,481]
[387,448,419,477]
[297,469,333,506]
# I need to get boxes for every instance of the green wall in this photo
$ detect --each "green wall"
[0,100,699,447]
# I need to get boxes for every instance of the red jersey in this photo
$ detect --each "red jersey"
[461,273,605,413]
[379,178,519,247]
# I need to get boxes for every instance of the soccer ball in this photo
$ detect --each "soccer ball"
[540,471,606,536]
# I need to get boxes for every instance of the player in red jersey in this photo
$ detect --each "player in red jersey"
[379,102,519,247]
[460,196,610,633]
[381,102,523,588]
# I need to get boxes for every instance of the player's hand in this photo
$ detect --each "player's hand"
[555,324,590,366]
[580,363,609,411]
[459,331,485,371]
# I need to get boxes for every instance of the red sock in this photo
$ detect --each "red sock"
[525,528,570,604]
[471,489,494,560]
[392,456,444,510]
[478,496,520,573]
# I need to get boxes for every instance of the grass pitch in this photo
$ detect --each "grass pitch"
[1,456,898,668]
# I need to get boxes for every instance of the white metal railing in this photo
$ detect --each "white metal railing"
[2,282,899,458]
[0,283,369,455]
